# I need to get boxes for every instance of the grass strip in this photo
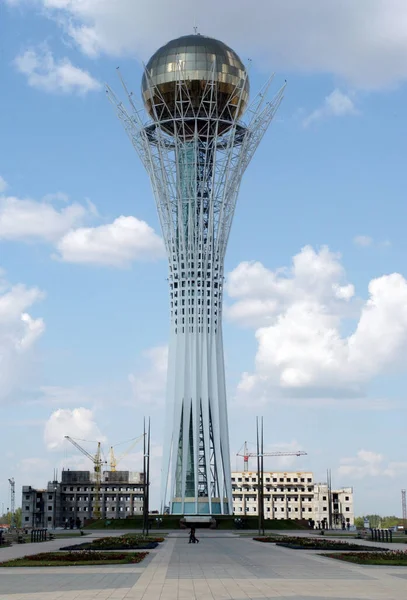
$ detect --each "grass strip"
[321,550,407,566]
[0,551,148,567]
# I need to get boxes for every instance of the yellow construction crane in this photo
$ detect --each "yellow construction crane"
[109,433,145,472]
[64,436,106,519]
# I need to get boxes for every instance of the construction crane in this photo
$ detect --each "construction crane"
[109,433,145,472]
[237,441,307,472]
[8,478,15,528]
[402,489,407,530]
[64,436,106,519]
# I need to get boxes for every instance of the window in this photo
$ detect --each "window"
[345,496,349,501]
[265,478,270,482]
[308,508,312,512]
[238,478,242,482]
[287,478,291,482]
[25,517,29,522]
[307,478,312,483]
[345,507,350,512]
[273,478,277,482]
[293,478,298,482]
[70,487,73,492]
[48,506,52,511]
[323,496,327,501]
[301,478,305,482]
[323,507,327,511]
[25,506,29,510]
[280,478,284,482]
[48,517,52,522]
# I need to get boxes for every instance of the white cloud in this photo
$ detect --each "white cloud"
[44,407,105,451]
[353,235,392,249]
[228,245,407,403]
[14,46,101,95]
[354,235,373,247]
[226,246,355,328]
[129,345,168,407]
[8,1,407,89]
[56,215,165,267]
[0,273,45,401]
[303,89,357,127]
[0,195,89,242]
[0,176,8,193]
[338,450,407,479]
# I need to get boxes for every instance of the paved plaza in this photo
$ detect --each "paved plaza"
[0,531,406,599]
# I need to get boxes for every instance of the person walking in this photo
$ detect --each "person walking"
[189,527,199,544]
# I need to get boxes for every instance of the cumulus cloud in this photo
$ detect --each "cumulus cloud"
[338,450,407,479]
[226,246,355,328]
[0,272,45,401]
[128,345,168,407]
[7,0,407,89]
[0,183,164,267]
[303,89,357,127]
[56,216,165,267]
[0,194,90,242]
[14,46,101,95]
[44,407,105,451]
[228,245,407,403]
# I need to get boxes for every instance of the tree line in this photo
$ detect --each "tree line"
[354,514,403,528]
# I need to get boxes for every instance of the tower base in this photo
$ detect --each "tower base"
[171,497,230,515]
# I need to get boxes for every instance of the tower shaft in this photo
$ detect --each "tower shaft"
[108,51,285,515]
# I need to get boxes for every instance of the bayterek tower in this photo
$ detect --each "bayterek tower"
[108,34,284,515]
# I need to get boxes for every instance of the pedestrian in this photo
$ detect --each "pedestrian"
[189,527,199,544]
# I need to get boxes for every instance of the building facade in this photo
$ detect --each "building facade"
[109,34,284,515]
[22,470,144,528]
[231,471,354,527]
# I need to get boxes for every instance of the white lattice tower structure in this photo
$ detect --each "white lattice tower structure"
[107,34,284,515]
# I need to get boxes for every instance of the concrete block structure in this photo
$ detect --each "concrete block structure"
[21,469,144,528]
[231,471,354,527]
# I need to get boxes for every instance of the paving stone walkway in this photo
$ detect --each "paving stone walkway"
[0,531,406,599]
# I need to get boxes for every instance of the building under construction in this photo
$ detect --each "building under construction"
[231,470,354,527]
[21,469,144,528]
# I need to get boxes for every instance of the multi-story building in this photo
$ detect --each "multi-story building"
[22,469,145,528]
[231,471,354,528]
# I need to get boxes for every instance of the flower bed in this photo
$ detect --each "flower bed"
[322,550,407,566]
[253,536,388,551]
[63,533,164,552]
[0,551,148,567]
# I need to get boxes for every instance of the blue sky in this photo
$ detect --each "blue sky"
[1,0,407,517]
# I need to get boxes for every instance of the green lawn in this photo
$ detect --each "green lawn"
[63,533,164,551]
[253,536,387,551]
[0,551,148,567]
[322,551,407,566]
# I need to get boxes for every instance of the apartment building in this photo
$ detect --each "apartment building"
[22,469,145,528]
[231,471,354,527]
